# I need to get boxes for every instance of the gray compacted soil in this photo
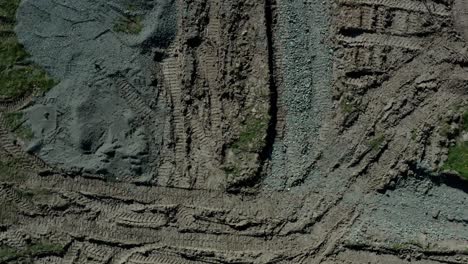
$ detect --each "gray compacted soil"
[16,0,176,177]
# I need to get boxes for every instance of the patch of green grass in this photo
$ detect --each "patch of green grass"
[113,15,143,34]
[443,141,468,180]
[0,36,28,68]
[3,112,34,140]
[0,64,56,97]
[231,116,269,153]
[368,134,385,150]
[441,109,468,179]
[0,2,56,98]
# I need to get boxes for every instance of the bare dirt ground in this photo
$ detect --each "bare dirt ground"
[0,0,467,263]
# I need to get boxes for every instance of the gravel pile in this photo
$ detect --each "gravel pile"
[265,0,332,190]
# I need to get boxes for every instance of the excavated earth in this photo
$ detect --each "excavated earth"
[0,0,467,263]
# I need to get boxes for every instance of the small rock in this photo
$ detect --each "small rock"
[398,164,409,174]
[432,210,440,219]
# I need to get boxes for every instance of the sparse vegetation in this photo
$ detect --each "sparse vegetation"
[462,111,468,131]
[0,246,17,261]
[27,242,64,255]
[225,113,269,183]
[369,134,385,150]
[0,61,56,97]
[0,158,25,181]
[0,242,64,262]
[442,110,468,180]
[0,22,14,32]
[0,0,20,18]
[411,129,418,141]
[113,15,143,34]
[391,243,409,251]
[0,200,18,225]
[0,0,56,98]
[340,100,356,114]
[390,240,424,251]
[439,122,452,138]
[223,165,241,178]
[443,141,468,180]
[16,187,52,200]
[231,115,269,153]
[3,112,34,140]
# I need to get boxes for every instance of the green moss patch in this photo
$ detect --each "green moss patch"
[113,15,143,34]
[3,112,34,140]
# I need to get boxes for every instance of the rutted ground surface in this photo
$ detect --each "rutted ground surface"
[0,0,467,263]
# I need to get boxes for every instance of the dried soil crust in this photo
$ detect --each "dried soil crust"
[15,0,176,177]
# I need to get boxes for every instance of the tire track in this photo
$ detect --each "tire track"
[337,0,450,16]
